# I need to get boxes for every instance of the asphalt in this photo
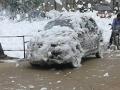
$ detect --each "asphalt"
[0,50,120,90]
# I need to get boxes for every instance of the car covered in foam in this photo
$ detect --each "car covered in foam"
[26,12,103,67]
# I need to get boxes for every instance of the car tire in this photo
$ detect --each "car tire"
[72,57,81,68]
[96,41,103,58]
[95,52,102,58]
[30,63,40,67]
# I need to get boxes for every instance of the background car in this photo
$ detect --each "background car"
[95,3,113,18]
[26,13,103,67]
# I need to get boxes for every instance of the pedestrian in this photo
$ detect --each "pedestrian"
[109,13,120,46]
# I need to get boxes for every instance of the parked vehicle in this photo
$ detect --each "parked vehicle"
[95,4,113,18]
[97,11,113,18]
[26,13,103,67]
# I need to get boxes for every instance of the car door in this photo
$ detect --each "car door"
[86,18,99,50]
[78,17,93,52]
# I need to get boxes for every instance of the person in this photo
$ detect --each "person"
[112,13,120,30]
[109,13,120,46]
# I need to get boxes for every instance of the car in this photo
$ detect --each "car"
[95,4,113,18]
[26,12,103,67]
[97,11,113,18]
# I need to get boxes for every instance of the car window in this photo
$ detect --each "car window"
[44,19,73,30]
[80,17,88,29]
[88,18,97,30]
[44,17,98,34]
[89,18,97,28]
[79,17,98,34]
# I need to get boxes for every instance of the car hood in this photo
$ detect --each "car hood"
[26,26,84,63]
[30,26,80,47]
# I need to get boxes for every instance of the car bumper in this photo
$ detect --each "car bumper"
[29,58,69,65]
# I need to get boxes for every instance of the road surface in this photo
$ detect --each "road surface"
[0,51,120,90]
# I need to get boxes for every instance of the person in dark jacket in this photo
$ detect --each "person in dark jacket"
[109,13,120,46]
[112,13,120,30]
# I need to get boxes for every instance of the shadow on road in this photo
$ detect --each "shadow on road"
[81,56,99,64]
[27,63,73,70]
[25,56,100,70]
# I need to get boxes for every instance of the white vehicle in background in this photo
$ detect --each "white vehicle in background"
[26,12,103,67]
[95,3,113,18]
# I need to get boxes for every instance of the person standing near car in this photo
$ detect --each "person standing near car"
[109,13,120,46]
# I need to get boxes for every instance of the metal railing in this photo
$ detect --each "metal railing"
[0,35,32,58]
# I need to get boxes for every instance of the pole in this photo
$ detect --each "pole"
[113,0,115,10]
[23,36,25,58]
[65,0,68,10]
[54,0,57,10]
[73,0,75,9]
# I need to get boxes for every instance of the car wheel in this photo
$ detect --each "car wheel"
[30,63,40,67]
[72,57,81,68]
[95,52,103,58]
[96,42,103,58]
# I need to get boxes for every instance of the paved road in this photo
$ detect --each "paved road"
[0,51,120,90]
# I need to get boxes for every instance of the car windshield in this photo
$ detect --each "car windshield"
[44,17,97,31]
[44,19,73,30]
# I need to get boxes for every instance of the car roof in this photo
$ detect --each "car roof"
[44,12,97,32]
[94,4,112,11]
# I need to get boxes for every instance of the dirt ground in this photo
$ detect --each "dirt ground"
[0,51,120,90]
